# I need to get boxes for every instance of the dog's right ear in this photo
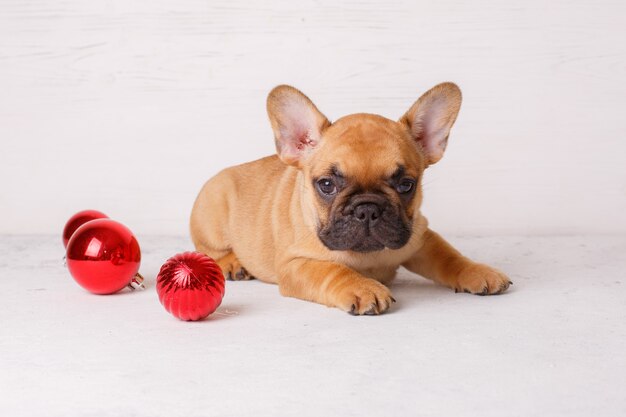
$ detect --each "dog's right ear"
[267,85,331,167]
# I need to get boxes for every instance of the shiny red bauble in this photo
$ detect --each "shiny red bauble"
[62,210,109,248]
[66,219,142,295]
[156,252,225,321]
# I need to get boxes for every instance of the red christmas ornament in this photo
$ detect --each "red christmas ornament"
[62,210,109,248]
[66,219,144,294]
[156,252,225,321]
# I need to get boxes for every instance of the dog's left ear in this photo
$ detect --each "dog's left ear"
[399,82,462,165]
[267,85,331,167]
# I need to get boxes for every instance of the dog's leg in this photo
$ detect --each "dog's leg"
[215,251,254,281]
[403,229,512,295]
[277,259,395,315]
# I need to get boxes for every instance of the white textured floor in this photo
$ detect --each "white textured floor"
[1,235,625,417]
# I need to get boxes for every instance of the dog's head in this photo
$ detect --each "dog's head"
[266,83,462,253]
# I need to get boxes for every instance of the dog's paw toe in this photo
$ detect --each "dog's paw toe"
[340,279,394,316]
[234,267,254,281]
[455,263,512,295]
[217,252,255,281]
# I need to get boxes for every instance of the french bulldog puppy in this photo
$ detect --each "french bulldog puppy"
[190,83,511,315]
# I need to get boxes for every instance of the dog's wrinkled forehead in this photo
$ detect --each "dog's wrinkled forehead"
[309,114,423,183]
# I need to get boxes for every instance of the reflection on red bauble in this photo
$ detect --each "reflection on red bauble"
[156,252,225,321]
[66,219,141,294]
[62,210,109,248]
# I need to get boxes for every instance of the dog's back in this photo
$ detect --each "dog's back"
[190,155,295,282]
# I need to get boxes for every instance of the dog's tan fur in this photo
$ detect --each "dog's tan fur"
[190,83,511,315]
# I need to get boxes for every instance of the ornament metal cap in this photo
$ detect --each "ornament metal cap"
[127,273,146,290]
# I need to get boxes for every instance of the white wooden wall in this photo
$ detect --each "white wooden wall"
[1,0,624,236]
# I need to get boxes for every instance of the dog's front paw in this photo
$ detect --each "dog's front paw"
[335,278,395,315]
[454,263,512,295]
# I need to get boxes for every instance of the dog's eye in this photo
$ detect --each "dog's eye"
[316,178,337,196]
[396,178,415,194]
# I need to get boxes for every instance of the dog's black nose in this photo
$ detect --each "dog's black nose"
[354,203,381,224]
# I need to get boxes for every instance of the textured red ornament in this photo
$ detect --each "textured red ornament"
[156,252,225,321]
[66,219,142,294]
[62,210,109,248]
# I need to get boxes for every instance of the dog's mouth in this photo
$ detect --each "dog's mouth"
[348,239,386,253]
[317,212,411,253]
